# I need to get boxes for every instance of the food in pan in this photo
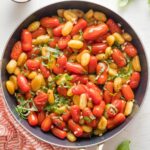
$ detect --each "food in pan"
[5,9,141,142]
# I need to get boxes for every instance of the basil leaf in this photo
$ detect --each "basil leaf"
[117,140,130,150]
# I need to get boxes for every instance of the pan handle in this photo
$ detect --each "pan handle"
[79,144,104,150]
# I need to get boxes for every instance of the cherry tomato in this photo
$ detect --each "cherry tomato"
[32,27,46,39]
[112,99,126,113]
[91,43,107,55]
[10,41,22,60]
[107,113,126,129]
[21,29,32,52]
[52,117,66,129]
[96,62,108,84]
[106,19,122,34]
[112,48,126,67]
[88,56,97,73]
[41,116,52,132]
[40,64,50,78]
[104,82,114,104]
[71,18,87,36]
[26,59,40,71]
[129,72,140,89]
[33,92,48,111]
[57,86,67,97]
[68,119,83,137]
[96,32,110,43]
[17,74,30,93]
[71,75,88,84]
[112,92,122,101]
[121,84,134,101]
[51,127,67,139]
[83,24,109,40]
[66,62,87,74]
[124,42,137,57]
[40,17,60,28]
[38,111,46,126]
[70,105,81,123]
[53,66,64,74]
[57,55,67,68]
[27,48,40,59]
[72,84,87,95]
[92,101,105,118]
[49,37,59,48]
[86,82,101,93]
[58,35,71,50]
[27,112,38,126]
[105,104,118,118]
[53,24,64,37]
[62,110,71,122]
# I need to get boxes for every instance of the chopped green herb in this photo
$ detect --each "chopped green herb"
[83,116,92,123]
[112,41,122,50]
[58,17,63,23]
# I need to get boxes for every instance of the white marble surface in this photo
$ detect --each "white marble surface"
[0,0,150,149]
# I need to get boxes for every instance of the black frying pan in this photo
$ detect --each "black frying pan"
[0,1,148,149]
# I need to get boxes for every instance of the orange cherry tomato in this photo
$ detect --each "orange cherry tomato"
[28,112,38,126]
[10,41,22,60]
[51,127,67,139]
[38,111,46,126]
[21,29,32,52]
[41,116,52,132]
[121,84,134,101]
[88,56,97,73]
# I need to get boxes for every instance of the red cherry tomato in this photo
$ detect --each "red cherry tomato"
[83,24,109,40]
[70,105,81,123]
[96,62,108,84]
[91,43,107,55]
[106,19,122,34]
[124,42,137,57]
[32,27,46,39]
[66,62,87,74]
[57,86,67,97]
[104,82,114,104]
[106,104,118,118]
[71,18,87,36]
[62,110,71,122]
[52,117,66,129]
[53,24,64,37]
[17,74,30,93]
[88,56,97,73]
[112,99,126,113]
[28,112,38,126]
[38,111,46,126]
[33,92,48,111]
[107,113,126,129]
[53,66,64,74]
[21,29,32,52]
[49,37,59,48]
[40,64,50,78]
[27,48,40,59]
[40,17,60,28]
[26,59,40,71]
[112,48,126,67]
[71,75,88,84]
[57,55,67,68]
[121,84,134,101]
[10,41,22,60]
[68,119,83,137]
[41,116,52,132]
[52,127,67,139]
[58,35,71,50]
[92,101,105,118]
[112,92,122,101]
[72,84,87,95]
[129,72,140,89]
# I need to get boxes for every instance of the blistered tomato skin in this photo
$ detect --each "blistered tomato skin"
[6,9,141,142]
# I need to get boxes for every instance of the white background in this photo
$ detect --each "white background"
[0,0,150,150]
